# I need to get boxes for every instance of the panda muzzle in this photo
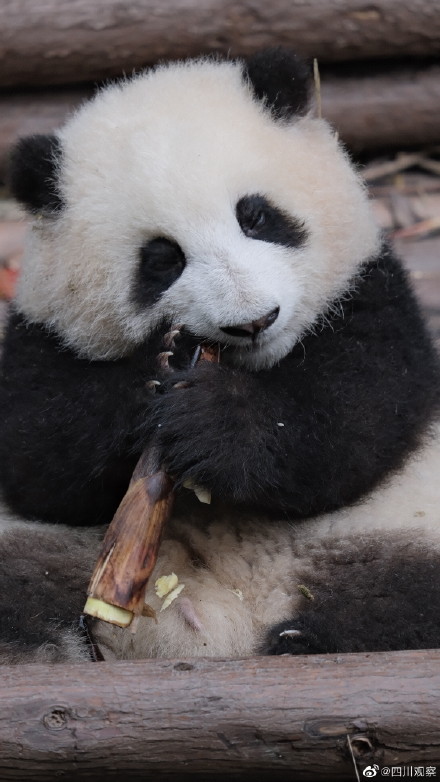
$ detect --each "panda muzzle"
[220,306,279,339]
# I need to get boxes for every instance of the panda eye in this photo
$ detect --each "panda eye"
[236,196,267,237]
[141,237,185,274]
[236,194,308,248]
[250,210,266,230]
[133,237,186,309]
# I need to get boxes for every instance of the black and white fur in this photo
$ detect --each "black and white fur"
[0,50,439,663]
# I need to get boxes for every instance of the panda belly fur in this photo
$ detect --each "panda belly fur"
[92,422,440,659]
[1,422,439,663]
[1,48,440,663]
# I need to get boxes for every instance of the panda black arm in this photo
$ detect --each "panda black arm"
[151,246,440,517]
[1,247,438,525]
[0,313,165,526]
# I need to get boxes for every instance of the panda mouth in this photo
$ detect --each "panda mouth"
[218,331,272,362]
[177,323,271,364]
[219,307,280,341]
[217,326,276,354]
[220,325,257,339]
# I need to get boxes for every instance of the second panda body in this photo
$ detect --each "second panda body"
[0,50,439,663]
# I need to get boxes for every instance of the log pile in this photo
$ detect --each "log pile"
[1,0,440,180]
[1,3,440,776]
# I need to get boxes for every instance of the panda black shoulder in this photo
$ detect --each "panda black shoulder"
[347,243,439,375]
[0,312,165,526]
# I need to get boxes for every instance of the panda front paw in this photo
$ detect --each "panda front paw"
[149,361,280,504]
[155,325,201,375]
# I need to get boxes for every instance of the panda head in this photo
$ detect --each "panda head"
[9,49,379,369]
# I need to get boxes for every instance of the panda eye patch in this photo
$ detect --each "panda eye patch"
[236,194,308,248]
[133,237,186,308]
[142,237,185,272]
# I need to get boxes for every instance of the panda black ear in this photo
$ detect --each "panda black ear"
[243,48,312,120]
[7,134,63,214]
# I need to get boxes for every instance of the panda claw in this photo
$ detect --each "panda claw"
[157,351,174,369]
[279,629,302,638]
[163,329,182,349]
[173,380,191,390]
[146,380,161,393]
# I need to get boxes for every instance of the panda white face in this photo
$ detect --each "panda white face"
[15,57,380,368]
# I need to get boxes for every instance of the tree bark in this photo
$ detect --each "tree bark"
[0,650,439,780]
[1,64,439,183]
[1,0,440,88]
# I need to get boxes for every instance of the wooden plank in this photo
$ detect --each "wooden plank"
[0,650,439,780]
[1,0,440,88]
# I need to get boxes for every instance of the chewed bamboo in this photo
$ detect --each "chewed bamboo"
[84,448,175,627]
[83,341,220,628]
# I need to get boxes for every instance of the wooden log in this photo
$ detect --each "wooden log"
[321,63,440,153]
[1,0,440,88]
[1,64,440,185]
[0,650,439,780]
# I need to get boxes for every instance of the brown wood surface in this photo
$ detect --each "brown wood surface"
[0,650,439,780]
[1,0,440,88]
[321,63,440,153]
[1,64,439,184]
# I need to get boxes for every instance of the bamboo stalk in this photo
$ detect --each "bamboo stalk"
[84,341,219,628]
[84,448,174,627]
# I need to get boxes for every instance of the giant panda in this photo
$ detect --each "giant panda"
[0,49,439,664]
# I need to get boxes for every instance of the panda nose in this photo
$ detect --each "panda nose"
[220,307,279,339]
